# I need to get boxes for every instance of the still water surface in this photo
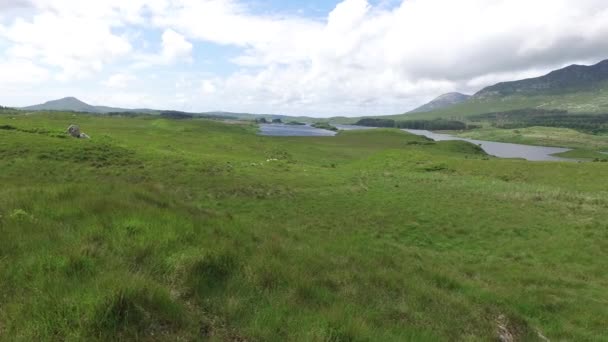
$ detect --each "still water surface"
[258,124,573,161]
[403,129,572,162]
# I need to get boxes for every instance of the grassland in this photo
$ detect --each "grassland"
[1,112,608,341]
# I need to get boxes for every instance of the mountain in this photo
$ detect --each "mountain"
[364,59,608,122]
[23,97,103,112]
[21,97,143,114]
[409,92,471,113]
[19,97,319,122]
[474,59,608,98]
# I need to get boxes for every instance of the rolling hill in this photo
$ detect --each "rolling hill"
[19,97,321,122]
[23,97,104,113]
[474,59,608,98]
[21,97,157,114]
[374,59,608,122]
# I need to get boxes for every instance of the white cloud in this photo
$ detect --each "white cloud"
[142,0,608,115]
[103,73,136,88]
[0,59,49,87]
[131,29,193,68]
[161,29,192,61]
[201,80,216,94]
[0,12,132,80]
[1,0,608,115]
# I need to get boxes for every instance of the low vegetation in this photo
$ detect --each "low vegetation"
[357,118,473,131]
[1,112,607,341]
[470,109,608,134]
[311,122,338,131]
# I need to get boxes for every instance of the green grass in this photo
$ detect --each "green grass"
[1,112,608,341]
[311,122,338,131]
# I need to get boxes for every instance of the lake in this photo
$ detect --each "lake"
[258,124,573,161]
[258,124,337,136]
[403,129,573,162]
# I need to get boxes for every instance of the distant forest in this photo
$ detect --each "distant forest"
[472,109,608,133]
[358,109,608,134]
[357,118,469,130]
[0,106,18,114]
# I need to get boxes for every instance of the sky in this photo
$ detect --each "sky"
[1,0,608,117]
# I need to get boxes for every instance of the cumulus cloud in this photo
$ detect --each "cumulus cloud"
[143,0,608,115]
[161,29,193,61]
[0,11,132,80]
[103,73,136,88]
[0,59,49,87]
[131,29,193,68]
[1,0,608,115]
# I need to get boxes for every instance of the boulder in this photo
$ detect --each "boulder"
[67,124,81,138]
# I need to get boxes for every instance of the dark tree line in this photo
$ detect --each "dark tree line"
[472,109,608,133]
[0,105,19,114]
[158,111,237,120]
[357,118,468,130]
[255,118,283,124]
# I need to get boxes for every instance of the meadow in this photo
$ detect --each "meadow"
[1,112,607,341]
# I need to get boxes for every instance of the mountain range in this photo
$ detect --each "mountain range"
[474,59,608,98]
[383,58,608,121]
[19,97,321,122]
[22,97,157,114]
[14,59,608,121]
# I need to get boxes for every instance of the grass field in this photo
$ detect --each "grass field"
[1,112,608,341]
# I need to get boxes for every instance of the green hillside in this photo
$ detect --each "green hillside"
[1,112,607,341]
[355,60,608,122]
[383,83,608,121]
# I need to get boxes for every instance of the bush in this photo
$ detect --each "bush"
[312,122,338,131]
[472,109,608,133]
[356,118,468,130]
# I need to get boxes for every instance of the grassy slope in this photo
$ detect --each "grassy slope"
[1,113,608,341]
[367,82,608,122]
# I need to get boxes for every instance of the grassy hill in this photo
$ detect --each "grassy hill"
[19,97,321,123]
[380,83,608,121]
[1,113,607,340]
[354,60,608,122]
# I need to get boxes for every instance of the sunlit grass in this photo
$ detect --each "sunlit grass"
[1,112,607,341]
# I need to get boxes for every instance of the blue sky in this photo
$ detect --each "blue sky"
[0,0,607,117]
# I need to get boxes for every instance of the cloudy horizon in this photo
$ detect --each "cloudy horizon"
[1,0,608,117]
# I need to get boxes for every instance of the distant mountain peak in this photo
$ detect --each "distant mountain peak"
[23,97,98,112]
[61,96,82,101]
[409,92,471,113]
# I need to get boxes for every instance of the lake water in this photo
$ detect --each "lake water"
[258,124,337,136]
[258,124,573,162]
[402,129,573,162]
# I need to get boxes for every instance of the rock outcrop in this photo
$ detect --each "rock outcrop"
[67,124,90,139]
